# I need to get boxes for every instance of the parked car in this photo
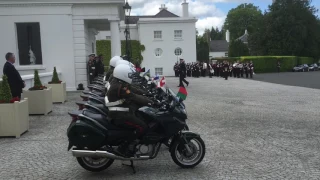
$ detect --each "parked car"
[308,63,319,71]
[292,64,309,72]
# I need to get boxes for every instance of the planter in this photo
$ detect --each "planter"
[0,98,30,138]
[46,82,67,103]
[22,88,53,115]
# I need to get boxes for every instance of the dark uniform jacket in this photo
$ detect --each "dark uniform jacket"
[107,79,153,115]
[179,62,187,77]
[3,61,24,96]
[109,78,147,95]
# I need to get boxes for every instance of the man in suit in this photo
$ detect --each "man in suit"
[178,58,189,87]
[3,52,25,99]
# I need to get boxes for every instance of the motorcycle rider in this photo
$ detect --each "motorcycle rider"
[107,64,155,157]
[105,56,122,81]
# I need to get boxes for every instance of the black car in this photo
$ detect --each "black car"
[308,63,319,71]
[292,64,309,72]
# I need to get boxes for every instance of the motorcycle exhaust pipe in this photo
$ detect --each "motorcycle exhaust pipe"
[72,149,150,161]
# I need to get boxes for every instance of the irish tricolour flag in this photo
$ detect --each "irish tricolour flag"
[177,87,188,100]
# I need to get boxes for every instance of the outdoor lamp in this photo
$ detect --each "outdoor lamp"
[123,1,131,17]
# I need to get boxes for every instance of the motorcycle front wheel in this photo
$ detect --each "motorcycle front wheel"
[164,125,189,147]
[170,136,205,168]
[76,157,114,172]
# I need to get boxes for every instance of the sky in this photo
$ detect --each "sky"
[129,0,320,35]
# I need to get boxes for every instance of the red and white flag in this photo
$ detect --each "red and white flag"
[157,77,166,87]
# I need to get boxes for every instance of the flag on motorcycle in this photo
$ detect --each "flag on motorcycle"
[153,74,160,80]
[143,69,150,77]
[177,86,188,100]
[157,77,166,87]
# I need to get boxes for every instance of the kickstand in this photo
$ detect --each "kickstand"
[122,160,136,174]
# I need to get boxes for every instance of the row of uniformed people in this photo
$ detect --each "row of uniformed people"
[87,54,105,84]
[174,61,254,80]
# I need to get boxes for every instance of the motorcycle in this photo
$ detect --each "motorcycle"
[67,89,205,173]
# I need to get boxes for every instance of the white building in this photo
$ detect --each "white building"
[97,1,197,76]
[209,30,230,59]
[0,0,124,91]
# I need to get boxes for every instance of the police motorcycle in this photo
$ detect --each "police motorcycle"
[67,86,205,173]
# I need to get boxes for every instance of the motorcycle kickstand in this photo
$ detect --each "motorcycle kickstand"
[122,160,136,174]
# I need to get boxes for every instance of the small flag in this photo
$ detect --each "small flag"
[159,77,166,87]
[143,69,150,77]
[177,86,188,100]
[154,74,160,80]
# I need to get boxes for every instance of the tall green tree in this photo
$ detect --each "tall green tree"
[249,0,320,58]
[196,35,209,62]
[223,3,263,41]
[228,39,250,57]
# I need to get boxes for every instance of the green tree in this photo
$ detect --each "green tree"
[0,75,12,103]
[228,39,250,57]
[196,35,209,62]
[34,70,42,87]
[223,3,263,41]
[50,67,60,83]
[249,0,320,58]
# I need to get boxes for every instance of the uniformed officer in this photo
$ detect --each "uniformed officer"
[277,61,281,73]
[95,55,105,76]
[229,63,233,77]
[239,62,244,78]
[244,62,249,78]
[107,64,155,157]
[174,63,179,77]
[87,54,96,84]
[105,56,121,81]
[223,61,229,80]
[249,61,254,78]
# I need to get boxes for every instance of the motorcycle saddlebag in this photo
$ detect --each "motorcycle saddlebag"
[67,120,106,149]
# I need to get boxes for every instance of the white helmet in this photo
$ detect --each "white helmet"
[116,59,130,67]
[110,56,122,68]
[113,64,134,84]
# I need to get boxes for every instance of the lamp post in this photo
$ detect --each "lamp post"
[123,1,131,62]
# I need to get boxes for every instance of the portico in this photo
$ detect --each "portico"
[0,0,124,90]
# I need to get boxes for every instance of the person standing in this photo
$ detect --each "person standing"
[174,63,179,77]
[249,61,254,78]
[95,55,105,76]
[244,62,249,78]
[3,52,25,99]
[178,59,189,87]
[239,62,244,78]
[223,61,229,80]
[87,54,96,84]
[277,61,281,73]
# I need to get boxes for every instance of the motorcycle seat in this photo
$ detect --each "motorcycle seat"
[92,103,108,114]
[82,110,108,127]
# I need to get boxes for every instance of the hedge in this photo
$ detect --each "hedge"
[212,56,315,73]
[97,40,145,67]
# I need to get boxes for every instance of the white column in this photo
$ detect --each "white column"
[110,20,121,57]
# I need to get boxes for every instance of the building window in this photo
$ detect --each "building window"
[174,30,182,39]
[225,52,228,57]
[154,31,162,39]
[106,36,111,40]
[174,48,182,56]
[16,22,43,65]
[154,48,163,57]
[155,68,163,75]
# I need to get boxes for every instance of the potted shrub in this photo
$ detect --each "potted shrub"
[0,75,29,138]
[46,67,67,103]
[22,70,52,115]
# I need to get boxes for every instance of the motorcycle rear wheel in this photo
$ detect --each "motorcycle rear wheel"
[76,157,114,172]
[170,136,205,168]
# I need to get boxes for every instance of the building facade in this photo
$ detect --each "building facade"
[0,0,124,91]
[97,2,197,76]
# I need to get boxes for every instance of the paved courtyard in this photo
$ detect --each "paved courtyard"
[1,76,320,180]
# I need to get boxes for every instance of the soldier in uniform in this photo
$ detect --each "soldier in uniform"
[105,56,121,81]
[178,58,189,87]
[239,62,244,78]
[223,61,229,80]
[174,63,179,77]
[87,54,96,84]
[249,61,254,78]
[95,55,105,76]
[216,63,220,77]
[107,64,155,157]
[277,61,281,73]
[186,63,191,77]
[244,62,249,78]
[229,63,233,77]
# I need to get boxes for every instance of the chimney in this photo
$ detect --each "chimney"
[182,0,189,18]
[159,4,167,11]
[226,30,230,42]
[245,29,248,34]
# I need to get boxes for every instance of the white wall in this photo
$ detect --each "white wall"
[96,26,139,41]
[0,5,76,91]
[138,22,196,76]
[209,52,228,58]
[96,31,111,40]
